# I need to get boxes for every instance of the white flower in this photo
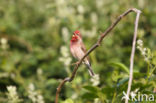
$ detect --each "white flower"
[7,86,22,103]
[144,57,148,61]
[137,39,149,62]
[137,39,143,47]
[62,27,69,42]
[56,0,65,5]
[94,98,100,103]
[1,38,7,45]
[64,57,72,66]
[143,48,147,52]
[28,83,45,103]
[90,74,100,86]
[60,46,69,57]
[91,12,98,24]
[59,45,72,74]
[7,86,17,97]
[96,0,104,8]
[77,5,84,14]
[37,68,43,75]
[0,37,9,50]
[141,51,146,56]
[29,83,35,91]
[37,95,45,103]
[71,93,78,99]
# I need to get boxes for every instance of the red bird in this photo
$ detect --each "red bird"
[70,30,95,76]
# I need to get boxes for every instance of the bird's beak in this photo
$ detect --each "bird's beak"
[72,35,75,37]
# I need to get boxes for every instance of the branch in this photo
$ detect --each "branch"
[55,8,141,103]
[125,9,141,103]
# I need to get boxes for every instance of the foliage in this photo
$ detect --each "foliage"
[0,0,156,103]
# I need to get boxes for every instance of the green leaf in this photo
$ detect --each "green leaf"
[101,87,115,94]
[101,87,115,98]
[109,62,129,74]
[83,85,99,93]
[62,98,74,103]
[133,72,146,79]
[117,77,129,87]
[46,78,58,86]
[82,92,98,100]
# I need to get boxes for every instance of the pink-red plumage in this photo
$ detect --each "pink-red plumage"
[73,30,82,38]
[70,30,95,76]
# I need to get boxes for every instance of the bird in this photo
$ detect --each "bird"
[70,30,95,76]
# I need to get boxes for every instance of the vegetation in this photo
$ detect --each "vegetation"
[0,0,156,103]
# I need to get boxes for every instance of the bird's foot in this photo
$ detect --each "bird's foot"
[71,61,80,66]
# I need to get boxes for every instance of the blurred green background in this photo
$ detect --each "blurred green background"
[0,0,156,103]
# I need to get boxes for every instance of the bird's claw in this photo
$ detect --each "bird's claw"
[71,61,80,66]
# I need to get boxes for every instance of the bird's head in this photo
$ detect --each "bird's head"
[71,30,82,42]
[71,34,79,42]
[73,30,82,38]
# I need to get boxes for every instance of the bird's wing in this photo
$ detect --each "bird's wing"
[80,42,87,53]
[80,42,91,65]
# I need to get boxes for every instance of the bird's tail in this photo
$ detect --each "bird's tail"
[85,63,95,77]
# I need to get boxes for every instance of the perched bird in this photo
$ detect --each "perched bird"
[70,30,95,76]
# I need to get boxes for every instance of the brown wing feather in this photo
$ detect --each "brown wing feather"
[80,42,91,65]
[80,42,87,53]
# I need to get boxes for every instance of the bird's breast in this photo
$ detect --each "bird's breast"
[70,43,85,60]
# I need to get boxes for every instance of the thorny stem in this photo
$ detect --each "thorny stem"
[55,8,141,103]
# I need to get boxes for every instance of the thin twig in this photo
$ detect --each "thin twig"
[55,77,70,103]
[55,8,141,103]
[125,8,141,103]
